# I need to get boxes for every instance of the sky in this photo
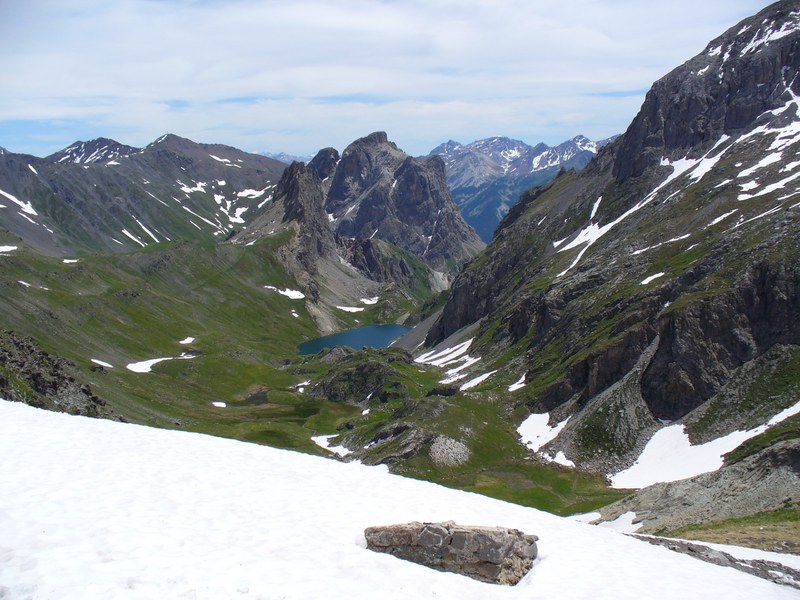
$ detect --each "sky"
[0,0,775,158]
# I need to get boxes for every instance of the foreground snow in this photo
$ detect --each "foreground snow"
[0,400,794,600]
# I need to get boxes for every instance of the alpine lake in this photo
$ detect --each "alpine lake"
[298,324,410,355]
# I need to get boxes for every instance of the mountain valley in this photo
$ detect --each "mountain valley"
[1,0,799,567]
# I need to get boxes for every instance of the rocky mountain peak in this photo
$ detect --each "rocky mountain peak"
[323,133,483,273]
[46,137,140,165]
[278,162,336,274]
[307,147,340,183]
[613,0,800,182]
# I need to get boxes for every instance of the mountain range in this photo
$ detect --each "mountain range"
[425,135,616,241]
[0,134,287,255]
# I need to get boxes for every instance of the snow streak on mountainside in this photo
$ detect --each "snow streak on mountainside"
[46,138,139,165]
[0,400,795,600]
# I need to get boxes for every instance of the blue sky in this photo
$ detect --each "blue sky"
[0,0,774,157]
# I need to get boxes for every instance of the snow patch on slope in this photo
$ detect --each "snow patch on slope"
[611,399,800,488]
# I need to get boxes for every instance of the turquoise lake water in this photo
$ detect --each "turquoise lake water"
[297,324,410,355]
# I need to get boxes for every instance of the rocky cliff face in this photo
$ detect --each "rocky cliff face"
[423,0,800,474]
[324,132,484,274]
[0,330,119,419]
[614,1,800,182]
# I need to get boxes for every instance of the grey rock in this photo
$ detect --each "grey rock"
[0,329,119,419]
[594,439,800,535]
[324,132,484,274]
[364,521,538,585]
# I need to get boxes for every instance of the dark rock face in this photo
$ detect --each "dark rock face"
[307,147,340,182]
[642,261,800,420]
[324,132,484,274]
[340,238,415,285]
[364,521,538,585]
[614,1,800,182]
[279,162,337,274]
[0,330,117,418]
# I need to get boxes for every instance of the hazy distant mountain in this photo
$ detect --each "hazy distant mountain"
[261,151,314,164]
[426,135,616,241]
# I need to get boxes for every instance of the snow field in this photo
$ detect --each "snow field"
[336,305,364,313]
[0,187,37,215]
[459,370,497,391]
[508,374,526,392]
[0,400,794,600]
[0,402,796,600]
[311,433,353,457]
[517,413,574,469]
[640,272,665,285]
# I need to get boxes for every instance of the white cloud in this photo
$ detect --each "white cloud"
[0,0,773,156]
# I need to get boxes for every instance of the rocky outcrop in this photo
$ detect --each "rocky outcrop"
[0,330,117,418]
[307,147,339,184]
[595,439,800,536]
[340,237,417,286]
[642,260,800,420]
[634,536,800,590]
[279,162,337,275]
[429,435,471,467]
[307,349,412,405]
[364,521,538,585]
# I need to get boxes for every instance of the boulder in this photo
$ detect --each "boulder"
[364,521,537,585]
